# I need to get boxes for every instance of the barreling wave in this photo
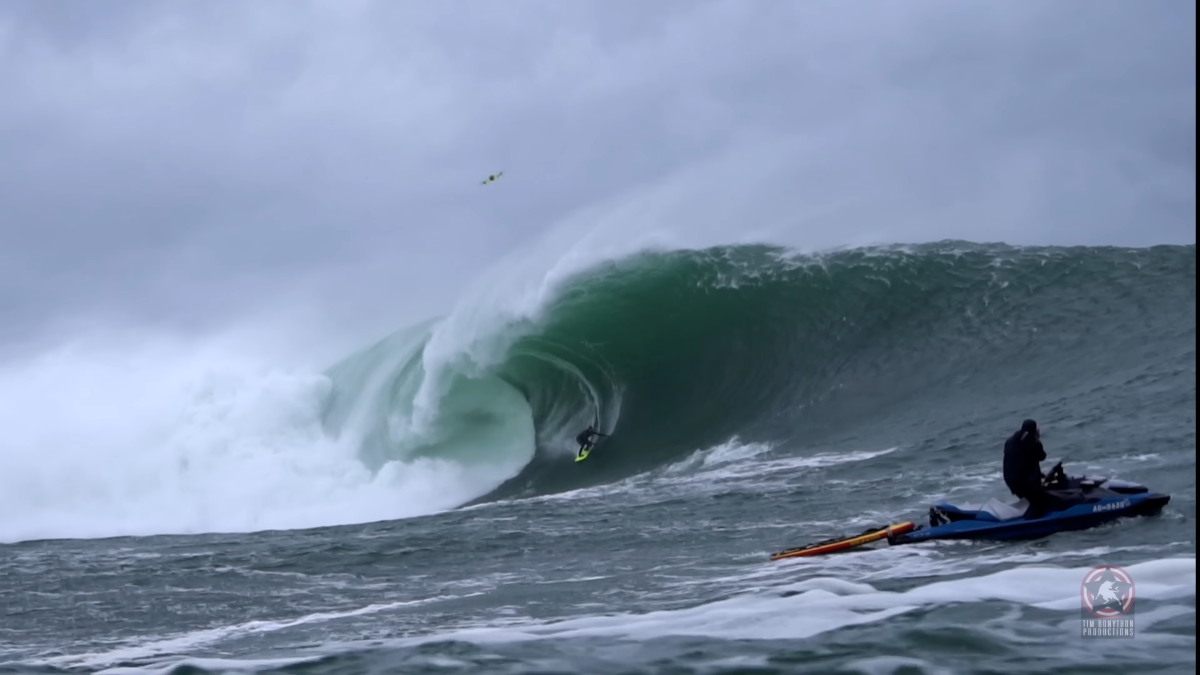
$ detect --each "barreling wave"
[319,241,1196,508]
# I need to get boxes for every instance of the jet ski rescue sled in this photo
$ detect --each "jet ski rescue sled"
[771,522,916,560]
[889,462,1171,545]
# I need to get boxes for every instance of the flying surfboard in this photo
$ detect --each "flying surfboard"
[481,171,504,185]
[575,446,593,462]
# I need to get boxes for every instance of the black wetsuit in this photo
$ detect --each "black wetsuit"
[1002,422,1065,518]
[576,428,607,456]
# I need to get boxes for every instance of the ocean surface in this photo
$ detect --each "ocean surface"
[1,242,1195,674]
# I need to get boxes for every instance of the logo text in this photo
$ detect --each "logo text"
[1092,499,1131,513]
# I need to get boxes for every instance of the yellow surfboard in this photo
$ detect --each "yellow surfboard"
[575,447,593,462]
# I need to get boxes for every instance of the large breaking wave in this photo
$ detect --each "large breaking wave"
[0,241,1193,542]
[319,241,1196,504]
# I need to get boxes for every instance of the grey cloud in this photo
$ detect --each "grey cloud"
[0,0,1193,359]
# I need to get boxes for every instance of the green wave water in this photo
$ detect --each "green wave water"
[320,241,1196,508]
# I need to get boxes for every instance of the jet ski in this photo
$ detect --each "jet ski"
[889,462,1171,545]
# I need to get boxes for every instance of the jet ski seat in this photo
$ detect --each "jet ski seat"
[981,499,1029,520]
[972,498,1030,521]
[928,497,1032,526]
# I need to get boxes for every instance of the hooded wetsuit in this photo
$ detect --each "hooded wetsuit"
[1002,419,1067,518]
[1003,420,1046,497]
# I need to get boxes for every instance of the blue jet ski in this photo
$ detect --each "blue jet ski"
[889,462,1170,545]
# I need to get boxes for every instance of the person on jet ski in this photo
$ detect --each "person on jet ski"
[576,425,608,458]
[1003,419,1067,518]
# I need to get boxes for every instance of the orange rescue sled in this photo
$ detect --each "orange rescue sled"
[770,521,916,560]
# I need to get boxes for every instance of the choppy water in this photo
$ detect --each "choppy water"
[1,243,1195,674]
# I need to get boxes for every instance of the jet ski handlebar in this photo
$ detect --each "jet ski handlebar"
[1042,461,1068,488]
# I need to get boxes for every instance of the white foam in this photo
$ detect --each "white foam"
[680,440,897,476]
[844,656,956,675]
[17,556,1195,673]
[32,593,479,672]
[378,557,1196,646]
[658,444,902,496]
[774,446,900,470]
[662,436,777,474]
[0,329,532,543]
[467,441,906,516]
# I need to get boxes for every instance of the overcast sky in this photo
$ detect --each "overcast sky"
[0,0,1194,362]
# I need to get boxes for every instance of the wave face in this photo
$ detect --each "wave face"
[320,242,1196,507]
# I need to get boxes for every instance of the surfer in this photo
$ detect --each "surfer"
[1002,419,1067,518]
[481,171,504,185]
[576,425,608,458]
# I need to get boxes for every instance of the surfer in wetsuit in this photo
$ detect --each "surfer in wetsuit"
[1002,419,1067,518]
[576,425,608,458]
